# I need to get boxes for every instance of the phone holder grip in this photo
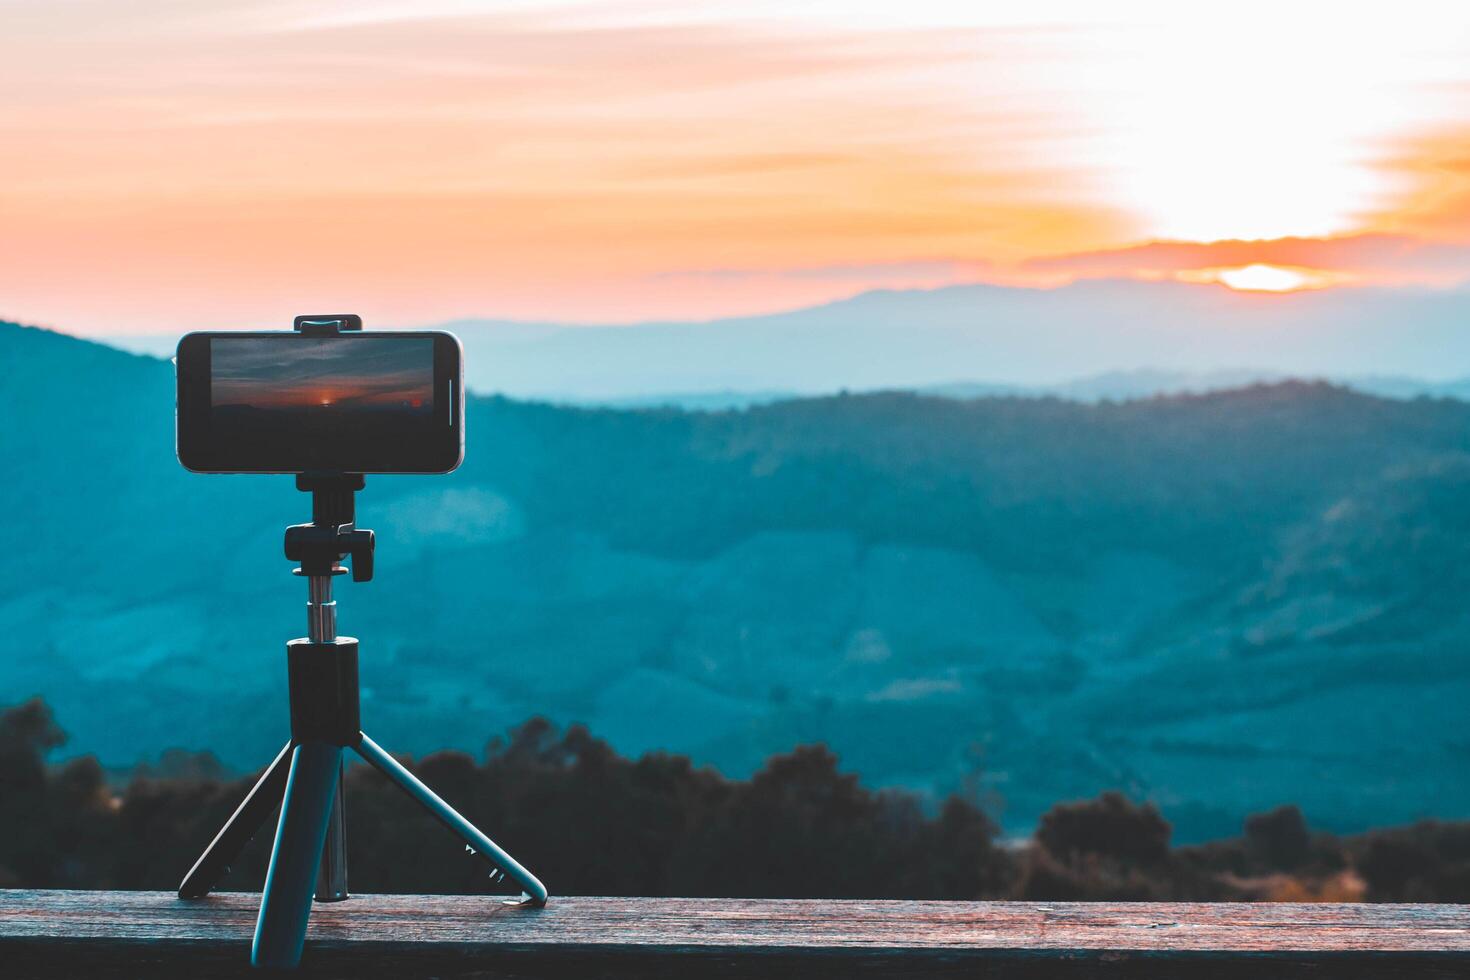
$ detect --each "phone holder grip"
[285,523,375,582]
[293,314,362,334]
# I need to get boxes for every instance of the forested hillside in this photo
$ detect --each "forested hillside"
[3,320,1468,839]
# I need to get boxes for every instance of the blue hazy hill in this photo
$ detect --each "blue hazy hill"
[3,319,1469,841]
[435,280,1470,400]
[104,279,1470,404]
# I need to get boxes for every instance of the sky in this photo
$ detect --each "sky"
[2,1,1468,335]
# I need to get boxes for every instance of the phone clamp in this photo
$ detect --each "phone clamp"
[176,319,546,972]
[292,314,362,335]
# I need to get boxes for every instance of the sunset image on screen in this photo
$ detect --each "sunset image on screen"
[211,337,434,413]
[206,336,437,471]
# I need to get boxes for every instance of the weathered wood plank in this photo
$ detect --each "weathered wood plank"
[1,890,1467,978]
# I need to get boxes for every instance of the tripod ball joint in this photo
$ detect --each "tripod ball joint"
[284,522,375,582]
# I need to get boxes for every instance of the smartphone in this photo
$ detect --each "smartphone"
[176,330,464,474]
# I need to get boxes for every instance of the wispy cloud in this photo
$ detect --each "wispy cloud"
[656,259,990,284]
[1021,233,1470,288]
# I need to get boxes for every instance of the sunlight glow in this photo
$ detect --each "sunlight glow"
[1216,264,1311,292]
[1067,10,1466,243]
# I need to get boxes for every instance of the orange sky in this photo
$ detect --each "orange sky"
[2,2,1468,334]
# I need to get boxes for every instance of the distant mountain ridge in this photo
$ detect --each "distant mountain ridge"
[431,278,1470,398]
[95,327,1470,409]
[95,277,1470,405]
[597,370,1470,411]
[4,318,1470,842]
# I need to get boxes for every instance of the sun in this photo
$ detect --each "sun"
[1175,262,1347,293]
[1216,264,1311,293]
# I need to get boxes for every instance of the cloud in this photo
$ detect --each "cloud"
[656,259,991,285]
[1020,234,1470,287]
[627,153,856,180]
[1367,127,1470,242]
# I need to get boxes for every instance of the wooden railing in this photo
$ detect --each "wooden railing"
[1,890,1467,978]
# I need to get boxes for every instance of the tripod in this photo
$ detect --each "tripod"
[177,469,547,968]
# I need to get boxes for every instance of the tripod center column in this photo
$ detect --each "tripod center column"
[307,576,336,643]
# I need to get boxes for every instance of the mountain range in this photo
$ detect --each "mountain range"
[100,279,1470,406]
[3,316,1469,842]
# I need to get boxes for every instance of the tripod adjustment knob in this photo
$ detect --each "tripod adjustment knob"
[337,527,375,582]
[285,522,375,582]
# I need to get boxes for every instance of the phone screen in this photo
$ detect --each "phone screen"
[177,331,463,474]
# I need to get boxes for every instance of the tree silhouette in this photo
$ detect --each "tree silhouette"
[1,699,1467,903]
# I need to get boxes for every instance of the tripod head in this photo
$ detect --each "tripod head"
[285,473,374,582]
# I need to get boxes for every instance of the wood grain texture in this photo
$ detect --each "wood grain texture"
[1,890,1467,978]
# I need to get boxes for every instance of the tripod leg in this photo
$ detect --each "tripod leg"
[251,741,342,970]
[178,742,292,899]
[315,758,349,902]
[355,731,548,906]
